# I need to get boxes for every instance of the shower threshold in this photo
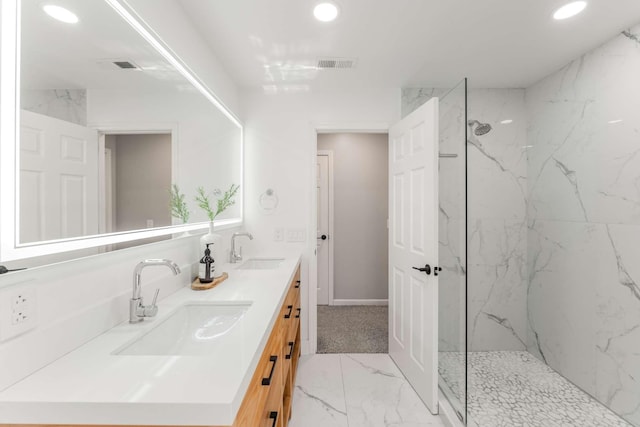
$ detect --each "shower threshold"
[439,351,632,427]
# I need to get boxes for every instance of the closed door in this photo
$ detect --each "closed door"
[19,110,99,243]
[316,154,330,305]
[388,97,439,413]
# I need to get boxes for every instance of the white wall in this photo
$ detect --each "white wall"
[317,133,389,301]
[241,87,400,350]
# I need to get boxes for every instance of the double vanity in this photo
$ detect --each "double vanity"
[0,255,302,427]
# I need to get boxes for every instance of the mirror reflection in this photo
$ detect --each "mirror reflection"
[18,0,242,246]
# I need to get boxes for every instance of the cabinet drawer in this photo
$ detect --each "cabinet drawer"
[233,319,284,427]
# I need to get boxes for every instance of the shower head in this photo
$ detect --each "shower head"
[468,119,492,136]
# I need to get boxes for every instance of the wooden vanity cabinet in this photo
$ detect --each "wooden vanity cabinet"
[233,266,301,427]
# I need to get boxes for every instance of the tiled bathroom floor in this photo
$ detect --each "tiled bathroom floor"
[289,354,445,427]
[439,351,632,427]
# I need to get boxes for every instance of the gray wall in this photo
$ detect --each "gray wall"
[318,133,389,301]
[114,133,172,232]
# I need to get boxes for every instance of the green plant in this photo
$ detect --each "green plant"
[195,183,240,222]
[170,184,190,224]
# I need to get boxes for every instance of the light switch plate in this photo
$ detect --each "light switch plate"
[0,283,38,342]
[286,228,306,242]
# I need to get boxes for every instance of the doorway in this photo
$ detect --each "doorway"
[316,132,389,353]
[102,132,172,250]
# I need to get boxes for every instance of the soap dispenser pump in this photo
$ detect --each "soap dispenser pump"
[199,243,215,283]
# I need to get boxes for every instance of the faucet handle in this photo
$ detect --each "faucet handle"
[151,288,160,307]
[142,289,160,318]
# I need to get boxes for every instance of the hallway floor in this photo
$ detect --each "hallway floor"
[439,351,632,427]
[317,306,388,353]
[289,354,444,427]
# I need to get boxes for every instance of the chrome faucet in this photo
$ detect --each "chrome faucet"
[130,259,181,323]
[230,232,253,263]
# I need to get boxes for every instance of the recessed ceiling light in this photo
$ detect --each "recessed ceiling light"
[43,4,79,23]
[553,1,587,20]
[500,119,514,124]
[314,2,339,22]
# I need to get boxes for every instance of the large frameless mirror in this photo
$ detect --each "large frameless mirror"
[0,0,243,264]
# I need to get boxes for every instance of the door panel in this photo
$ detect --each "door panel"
[20,110,99,243]
[389,97,439,413]
[316,154,330,305]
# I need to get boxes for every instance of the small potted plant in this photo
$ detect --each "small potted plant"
[170,184,190,225]
[195,184,240,267]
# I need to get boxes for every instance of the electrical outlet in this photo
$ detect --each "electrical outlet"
[0,284,37,342]
[274,227,284,242]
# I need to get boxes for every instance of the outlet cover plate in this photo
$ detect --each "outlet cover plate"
[0,284,37,342]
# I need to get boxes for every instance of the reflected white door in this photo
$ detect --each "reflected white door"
[316,153,330,305]
[20,110,99,243]
[388,97,439,413]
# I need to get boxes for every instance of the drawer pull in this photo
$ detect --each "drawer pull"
[295,307,301,319]
[269,411,278,427]
[284,304,293,319]
[262,355,277,386]
[285,341,295,359]
[295,280,300,288]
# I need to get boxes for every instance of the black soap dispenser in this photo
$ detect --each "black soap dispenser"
[198,243,215,283]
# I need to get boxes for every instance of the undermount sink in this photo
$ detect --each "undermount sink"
[237,258,285,270]
[115,302,252,356]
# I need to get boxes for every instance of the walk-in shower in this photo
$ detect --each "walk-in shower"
[402,23,640,424]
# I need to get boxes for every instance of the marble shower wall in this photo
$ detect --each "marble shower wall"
[403,88,529,353]
[21,89,87,125]
[526,23,640,427]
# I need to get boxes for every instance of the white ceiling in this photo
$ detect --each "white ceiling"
[179,0,640,91]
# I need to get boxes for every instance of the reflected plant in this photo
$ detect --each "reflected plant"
[195,184,240,222]
[170,184,190,224]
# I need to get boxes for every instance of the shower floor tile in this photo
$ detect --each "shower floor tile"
[439,351,632,427]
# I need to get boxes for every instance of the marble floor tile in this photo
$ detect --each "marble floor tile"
[289,354,348,427]
[289,354,445,427]
[341,354,445,427]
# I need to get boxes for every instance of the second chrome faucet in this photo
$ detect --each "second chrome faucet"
[230,232,253,263]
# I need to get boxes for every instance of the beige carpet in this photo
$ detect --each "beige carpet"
[317,305,388,353]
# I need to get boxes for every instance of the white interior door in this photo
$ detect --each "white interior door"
[316,153,330,305]
[20,110,99,243]
[388,98,439,413]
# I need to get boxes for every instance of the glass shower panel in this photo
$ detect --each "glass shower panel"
[437,78,468,424]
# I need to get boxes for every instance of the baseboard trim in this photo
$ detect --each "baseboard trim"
[332,299,388,306]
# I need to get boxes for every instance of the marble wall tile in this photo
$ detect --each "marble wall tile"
[21,89,87,126]
[401,87,450,119]
[595,224,640,426]
[526,219,601,394]
[526,23,640,427]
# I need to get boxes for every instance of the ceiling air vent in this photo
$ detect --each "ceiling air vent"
[113,61,138,69]
[317,57,357,69]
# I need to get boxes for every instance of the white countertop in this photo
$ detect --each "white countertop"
[0,255,302,426]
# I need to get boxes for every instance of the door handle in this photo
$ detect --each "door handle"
[317,234,328,240]
[412,264,431,275]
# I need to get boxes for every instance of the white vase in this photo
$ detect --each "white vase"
[199,221,223,277]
